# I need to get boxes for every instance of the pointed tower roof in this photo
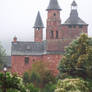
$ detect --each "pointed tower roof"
[71,0,77,6]
[34,11,44,28]
[47,0,61,11]
[64,1,87,25]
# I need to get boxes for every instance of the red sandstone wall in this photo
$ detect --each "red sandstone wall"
[46,10,61,40]
[35,28,43,42]
[12,55,42,75]
[12,54,62,76]
[61,25,88,40]
[42,54,62,76]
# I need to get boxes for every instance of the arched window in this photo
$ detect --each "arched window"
[56,31,58,39]
[50,31,53,38]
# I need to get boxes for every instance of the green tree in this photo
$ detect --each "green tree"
[30,71,41,87]
[0,43,6,69]
[25,61,56,87]
[43,83,56,92]
[0,72,26,92]
[26,83,40,92]
[58,34,92,79]
[23,72,30,84]
[55,78,90,92]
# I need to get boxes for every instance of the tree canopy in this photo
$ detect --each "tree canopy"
[0,43,6,69]
[55,78,90,92]
[58,34,92,79]
[0,72,26,92]
[23,61,56,88]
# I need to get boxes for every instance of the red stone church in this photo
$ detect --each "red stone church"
[11,0,88,75]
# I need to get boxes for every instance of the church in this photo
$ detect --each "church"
[11,0,88,75]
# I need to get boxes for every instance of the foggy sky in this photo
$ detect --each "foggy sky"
[0,0,92,55]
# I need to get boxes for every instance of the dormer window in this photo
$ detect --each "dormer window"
[25,56,29,64]
[26,46,30,50]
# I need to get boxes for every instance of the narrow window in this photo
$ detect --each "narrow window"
[53,13,56,16]
[25,56,29,64]
[50,31,53,38]
[56,31,58,39]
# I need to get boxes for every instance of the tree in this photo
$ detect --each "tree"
[43,83,56,92]
[23,72,30,84]
[30,71,41,87]
[0,72,26,92]
[26,83,40,92]
[55,78,90,92]
[26,61,56,87]
[0,42,6,69]
[58,34,92,79]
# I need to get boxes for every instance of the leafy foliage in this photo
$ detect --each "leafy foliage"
[58,34,92,79]
[23,72,30,84]
[23,61,56,88]
[55,78,90,92]
[0,43,6,69]
[30,71,41,87]
[43,83,56,92]
[0,72,26,92]
[26,83,40,92]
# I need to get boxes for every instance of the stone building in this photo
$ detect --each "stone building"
[11,0,88,75]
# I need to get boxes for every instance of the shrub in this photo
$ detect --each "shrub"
[55,78,90,92]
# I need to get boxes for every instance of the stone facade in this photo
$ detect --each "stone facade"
[11,0,88,75]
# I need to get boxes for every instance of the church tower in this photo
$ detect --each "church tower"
[64,0,88,36]
[46,0,62,40]
[34,11,44,42]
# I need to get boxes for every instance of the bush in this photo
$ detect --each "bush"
[23,72,30,84]
[23,61,56,87]
[30,71,41,87]
[0,72,26,92]
[43,83,56,92]
[26,83,40,92]
[55,78,90,92]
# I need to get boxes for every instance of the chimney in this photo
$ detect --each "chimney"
[13,36,17,43]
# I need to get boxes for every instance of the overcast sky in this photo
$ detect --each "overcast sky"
[0,0,92,55]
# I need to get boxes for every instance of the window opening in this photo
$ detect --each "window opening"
[25,56,29,64]
[56,31,58,39]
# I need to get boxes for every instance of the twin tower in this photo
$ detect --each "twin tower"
[33,0,88,42]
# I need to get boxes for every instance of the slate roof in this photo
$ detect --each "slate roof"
[12,41,46,55]
[64,1,87,25]
[64,9,87,25]
[34,11,44,28]
[71,0,77,6]
[47,0,61,10]
[64,10,87,25]
[11,39,71,56]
